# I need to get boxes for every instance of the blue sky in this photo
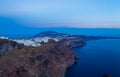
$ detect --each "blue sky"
[0,0,120,36]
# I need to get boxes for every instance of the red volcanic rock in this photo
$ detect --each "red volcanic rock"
[0,40,76,77]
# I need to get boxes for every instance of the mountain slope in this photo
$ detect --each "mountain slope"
[34,31,66,38]
[0,39,76,77]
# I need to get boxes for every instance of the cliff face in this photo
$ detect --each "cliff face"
[0,39,24,54]
[59,38,86,48]
[0,31,87,77]
[0,40,76,77]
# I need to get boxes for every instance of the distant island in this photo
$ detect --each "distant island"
[0,31,119,77]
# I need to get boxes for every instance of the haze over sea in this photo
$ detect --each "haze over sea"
[0,28,120,38]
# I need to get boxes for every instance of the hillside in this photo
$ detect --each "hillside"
[0,39,77,77]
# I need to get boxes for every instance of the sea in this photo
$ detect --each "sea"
[65,39,120,77]
[64,28,120,77]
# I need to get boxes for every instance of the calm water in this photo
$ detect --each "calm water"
[65,39,120,77]
[2,28,120,38]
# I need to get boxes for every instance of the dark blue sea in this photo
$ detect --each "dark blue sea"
[65,39,120,77]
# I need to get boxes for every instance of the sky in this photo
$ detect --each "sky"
[0,0,120,36]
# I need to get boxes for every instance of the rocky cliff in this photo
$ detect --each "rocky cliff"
[0,31,116,77]
[0,39,77,77]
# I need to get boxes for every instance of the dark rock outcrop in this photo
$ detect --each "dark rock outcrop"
[59,38,86,48]
[0,39,24,54]
[102,74,112,77]
[0,40,76,77]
